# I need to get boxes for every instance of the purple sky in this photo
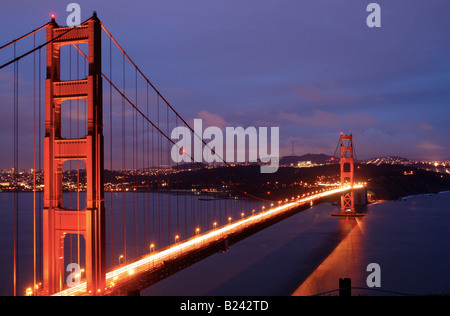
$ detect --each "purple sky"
[0,0,449,169]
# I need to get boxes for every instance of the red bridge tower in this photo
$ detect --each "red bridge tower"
[332,134,364,217]
[42,13,105,295]
[340,134,355,214]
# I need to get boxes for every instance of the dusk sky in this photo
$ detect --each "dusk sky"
[1,0,449,169]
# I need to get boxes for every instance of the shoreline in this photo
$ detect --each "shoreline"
[399,190,450,201]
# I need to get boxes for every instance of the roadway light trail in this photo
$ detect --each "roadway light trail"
[52,184,364,296]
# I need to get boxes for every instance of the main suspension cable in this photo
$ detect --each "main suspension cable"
[0,22,50,51]
[100,23,270,200]
[0,18,92,70]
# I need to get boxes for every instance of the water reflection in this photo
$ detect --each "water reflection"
[292,217,367,296]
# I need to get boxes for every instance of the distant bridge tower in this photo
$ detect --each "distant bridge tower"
[43,13,105,295]
[340,134,355,214]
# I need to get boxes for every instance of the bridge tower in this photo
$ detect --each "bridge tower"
[340,134,355,214]
[42,13,105,295]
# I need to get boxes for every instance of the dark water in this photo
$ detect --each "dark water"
[140,192,450,296]
[1,191,449,296]
[0,191,265,296]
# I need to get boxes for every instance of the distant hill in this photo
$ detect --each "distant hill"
[172,162,207,171]
[280,154,335,166]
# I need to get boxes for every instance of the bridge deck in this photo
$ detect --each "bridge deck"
[50,185,363,296]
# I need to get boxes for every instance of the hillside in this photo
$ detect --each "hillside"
[161,163,450,201]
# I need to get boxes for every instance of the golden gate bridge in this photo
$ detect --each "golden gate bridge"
[0,12,365,296]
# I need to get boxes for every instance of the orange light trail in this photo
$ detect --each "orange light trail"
[52,184,363,296]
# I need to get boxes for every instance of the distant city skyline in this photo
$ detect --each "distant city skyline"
[1,0,449,170]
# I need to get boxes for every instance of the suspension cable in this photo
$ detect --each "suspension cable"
[0,17,91,70]
[100,23,270,199]
[102,70,274,202]
[70,42,275,203]
[0,22,50,51]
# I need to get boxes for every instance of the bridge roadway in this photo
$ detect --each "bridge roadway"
[51,185,364,296]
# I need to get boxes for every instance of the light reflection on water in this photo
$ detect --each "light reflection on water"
[292,217,366,296]
[294,194,450,296]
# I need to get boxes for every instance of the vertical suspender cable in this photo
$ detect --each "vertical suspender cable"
[122,53,126,263]
[69,44,73,265]
[151,94,155,246]
[38,47,42,284]
[109,36,114,267]
[176,116,179,239]
[33,33,37,294]
[132,68,135,257]
[142,108,146,252]
[157,96,161,246]
[142,84,146,250]
[76,47,80,268]
[131,67,135,257]
[135,68,139,257]
[167,105,171,244]
[146,84,150,249]
[13,43,19,296]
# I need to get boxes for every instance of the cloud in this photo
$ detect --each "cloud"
[160,87,192,98]
[293,82,359,105]
[197,110,227,128]
[418,141,444,151]
[275,110,377,129]
[420,123,433,131]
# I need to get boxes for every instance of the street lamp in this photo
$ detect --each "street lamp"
[150,244,154,253]
[175,235,179,244]
[196,228,200,236]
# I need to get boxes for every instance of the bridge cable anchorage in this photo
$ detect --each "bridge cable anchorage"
[100,23,271,201]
